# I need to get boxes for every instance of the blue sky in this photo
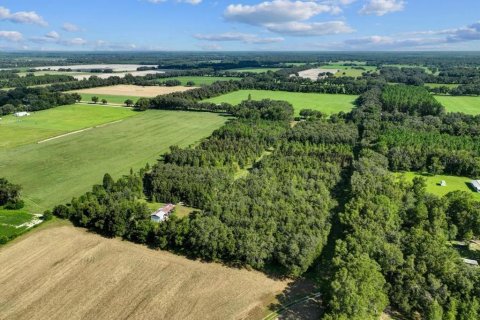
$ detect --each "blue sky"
[0,0,479,51]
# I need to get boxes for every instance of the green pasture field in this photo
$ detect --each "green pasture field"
[0,110,226,213]
[155,76,241,86]
[78,93,141,105]
[396,172,480,200]
[435,96,480,115]
[0,104,135,149]
[425,83,459,89]
[320,63,377,77]
[226,68,282,73]
[0,208,32,239]
[204,90,357,115]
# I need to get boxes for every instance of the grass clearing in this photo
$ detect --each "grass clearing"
[154,76,240,86]
[227,67,282,73]
[78,93,140,105]
[0,208,33,239]
[0,110,227,213]
[425,83,459,89]
[204,90,357,115]
[435,95,480,115]
[396,172,480,200]
[0,104,136,149]
[0,225,288,320]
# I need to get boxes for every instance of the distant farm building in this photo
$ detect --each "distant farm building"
[462,258,479,266]
[471,180,480,192]
[14,112,30,117]
[151,204,175,222]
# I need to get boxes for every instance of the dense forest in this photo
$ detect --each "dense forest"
[47,79,480,319]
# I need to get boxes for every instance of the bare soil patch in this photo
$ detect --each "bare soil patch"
[72,85,195,97]
[0,225,288,320]
[295,69,340,80]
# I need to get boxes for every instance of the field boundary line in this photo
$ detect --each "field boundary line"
[38,127,93,143]
[37,119,125,144]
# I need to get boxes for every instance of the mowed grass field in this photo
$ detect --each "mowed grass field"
[321,63,377,77]
[204,90,357,115]
[0,109,227,213]
[0,224,288,320]
[156,76,240,86]
[0,104,135,149]
[435,96,480,115]
[78,93,141,104]
[0,208,33,239]
[396,172,480,200]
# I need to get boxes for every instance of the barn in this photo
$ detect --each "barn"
[151,204,175,222]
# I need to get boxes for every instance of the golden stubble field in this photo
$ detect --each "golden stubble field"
[72,85,195,97]
[0,224,288,320]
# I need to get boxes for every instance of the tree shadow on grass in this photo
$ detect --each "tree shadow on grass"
[266,278,323,320]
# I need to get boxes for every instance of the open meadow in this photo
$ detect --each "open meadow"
[204,90,357,115]
[0,109,227,213]
[396,172,480,200]
[0,104,135,149]
[435,95,480,115]
[153,76,241,86]
[0,223,289,320]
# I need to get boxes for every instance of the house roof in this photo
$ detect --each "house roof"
[471,180,480,190]
[151,204,175,217]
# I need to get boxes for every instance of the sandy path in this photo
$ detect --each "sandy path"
[0,225,288,320]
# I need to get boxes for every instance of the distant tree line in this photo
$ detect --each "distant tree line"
[0,87,78,116]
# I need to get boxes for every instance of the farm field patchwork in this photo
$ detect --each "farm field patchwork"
[204,90,357,115]
[396,172,480,200]
[0,104,135,149]
[320,63,377,77]
[435,95,480,115]
[0,110,227,213]
[0,224,288,320]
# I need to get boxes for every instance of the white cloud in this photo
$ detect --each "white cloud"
[0,31,23,42]
[94,40,138,50]
[223,0,353,37]
[224,1,341,26]
[45,31,60,39]
[266,21,354,36]
[194,32,284,44]
[62,23,80,32]
[359,0,405,16]
[0,6,47,26]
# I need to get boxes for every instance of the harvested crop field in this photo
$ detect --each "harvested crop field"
[72,85,194,97]
[296,68,339,80]
[0,224,288,320]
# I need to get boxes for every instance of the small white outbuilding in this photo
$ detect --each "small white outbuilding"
[440,180,447,187]
[471,180,480,192]
[14,111,30,117]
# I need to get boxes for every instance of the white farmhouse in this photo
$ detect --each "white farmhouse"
[14,111,30,117]
[151,204,175,222]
